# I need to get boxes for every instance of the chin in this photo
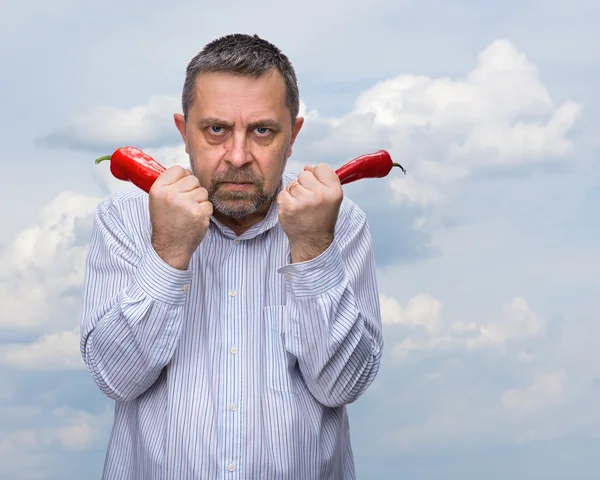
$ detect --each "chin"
[213,193,273,219]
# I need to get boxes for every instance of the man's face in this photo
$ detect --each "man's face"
[174,69,303,220]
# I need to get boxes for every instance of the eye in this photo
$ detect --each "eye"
[255,127,270,135]
[209,126,224,134]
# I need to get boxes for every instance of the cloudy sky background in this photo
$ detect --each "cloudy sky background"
[1,0,599,478]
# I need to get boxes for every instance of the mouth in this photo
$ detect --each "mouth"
[220,182,254,190]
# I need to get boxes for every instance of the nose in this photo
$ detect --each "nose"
[226,130,252,168]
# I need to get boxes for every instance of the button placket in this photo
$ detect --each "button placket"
[222,236,243,476]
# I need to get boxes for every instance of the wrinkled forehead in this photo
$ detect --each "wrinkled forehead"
[190,70,288,120]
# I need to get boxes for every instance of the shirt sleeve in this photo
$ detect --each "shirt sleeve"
[277,199,384,408]
[79,194,193,402]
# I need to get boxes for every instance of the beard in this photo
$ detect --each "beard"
[190,157,285,219]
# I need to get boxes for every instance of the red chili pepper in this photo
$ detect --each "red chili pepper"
[95,146,166,193]
[95,147,405,193]
[335,149,406,185]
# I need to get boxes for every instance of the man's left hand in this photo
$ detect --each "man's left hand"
[278,164,343,263]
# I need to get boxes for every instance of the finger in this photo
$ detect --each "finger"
[297,170,322,191]
[194,199,213,217]
[184,186,209,203]
[303,165,313,172]
[312,163,340,188]
[278,188,296,206]
[311,163,338,185]
[285,179,311,200]
[175,173,202,193]
[156,165,190,186]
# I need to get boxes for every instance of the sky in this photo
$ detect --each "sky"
[1,0,599,478]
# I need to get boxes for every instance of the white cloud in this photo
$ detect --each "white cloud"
[41,94,182,151]
[0,191,101,332]
[470,296,545,349]
[388,175,445,207]
[380,293,443,334]
[0,405,112,479]
[450,100,581,163]
[502,371,567,412]
[373,293,591,453]
[51,406,105,450]
[305,39,581,208]
[384,294,545,359]
[0,329,83,370]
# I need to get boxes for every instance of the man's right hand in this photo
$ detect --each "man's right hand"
[149,165,213,270]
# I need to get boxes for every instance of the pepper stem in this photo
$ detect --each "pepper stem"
[95,155,111,164]
[392,162,407,174]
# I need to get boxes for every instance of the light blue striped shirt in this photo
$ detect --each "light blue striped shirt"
[80,170,384,479]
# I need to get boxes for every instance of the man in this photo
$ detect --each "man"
[80,33,383,479]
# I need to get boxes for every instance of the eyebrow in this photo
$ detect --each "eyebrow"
[197,117,233,129]
[196,117,281,131]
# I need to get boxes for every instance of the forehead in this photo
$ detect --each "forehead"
[191,69,287,120]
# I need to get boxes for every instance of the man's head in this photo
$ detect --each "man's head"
[174,34,304,224]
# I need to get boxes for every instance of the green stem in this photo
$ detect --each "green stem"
[392,162,407,174]
[95,155,111,164]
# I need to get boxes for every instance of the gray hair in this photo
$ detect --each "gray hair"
[182,34,300,125]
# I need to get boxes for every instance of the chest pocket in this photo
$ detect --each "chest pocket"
[264,305,296,393]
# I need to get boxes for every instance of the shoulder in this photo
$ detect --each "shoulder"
[95,188,151,237]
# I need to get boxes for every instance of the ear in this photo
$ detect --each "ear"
[174,113,188,154]
[286,116,304,158]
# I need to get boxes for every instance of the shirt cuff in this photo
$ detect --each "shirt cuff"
[130,243,194,305]
[277,239,346,297]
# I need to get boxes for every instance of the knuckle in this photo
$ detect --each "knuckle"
[311,191,323,205]
[163,189,176,205]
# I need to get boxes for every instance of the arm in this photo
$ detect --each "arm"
[278,202,383,408]
[79,195,192,402]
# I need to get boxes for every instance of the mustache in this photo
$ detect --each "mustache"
[212,167,262,184]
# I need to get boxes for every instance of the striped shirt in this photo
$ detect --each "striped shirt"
[79,170,384,479]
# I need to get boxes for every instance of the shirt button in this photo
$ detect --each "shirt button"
[229,403,237,411]
[284,272,290,280]
[182,283,189,291]
[234,239,240,245]
[230,346,238,354]
[229,290,237,297]
[228,463,235,472]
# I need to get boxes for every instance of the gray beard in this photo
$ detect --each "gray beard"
[189,156,286,219]
[209,186,279,219]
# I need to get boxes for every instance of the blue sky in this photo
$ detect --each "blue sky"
[1,0,599,478]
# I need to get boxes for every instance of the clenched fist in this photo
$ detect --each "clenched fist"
[277,164,343,263]
[149,165,213,270]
